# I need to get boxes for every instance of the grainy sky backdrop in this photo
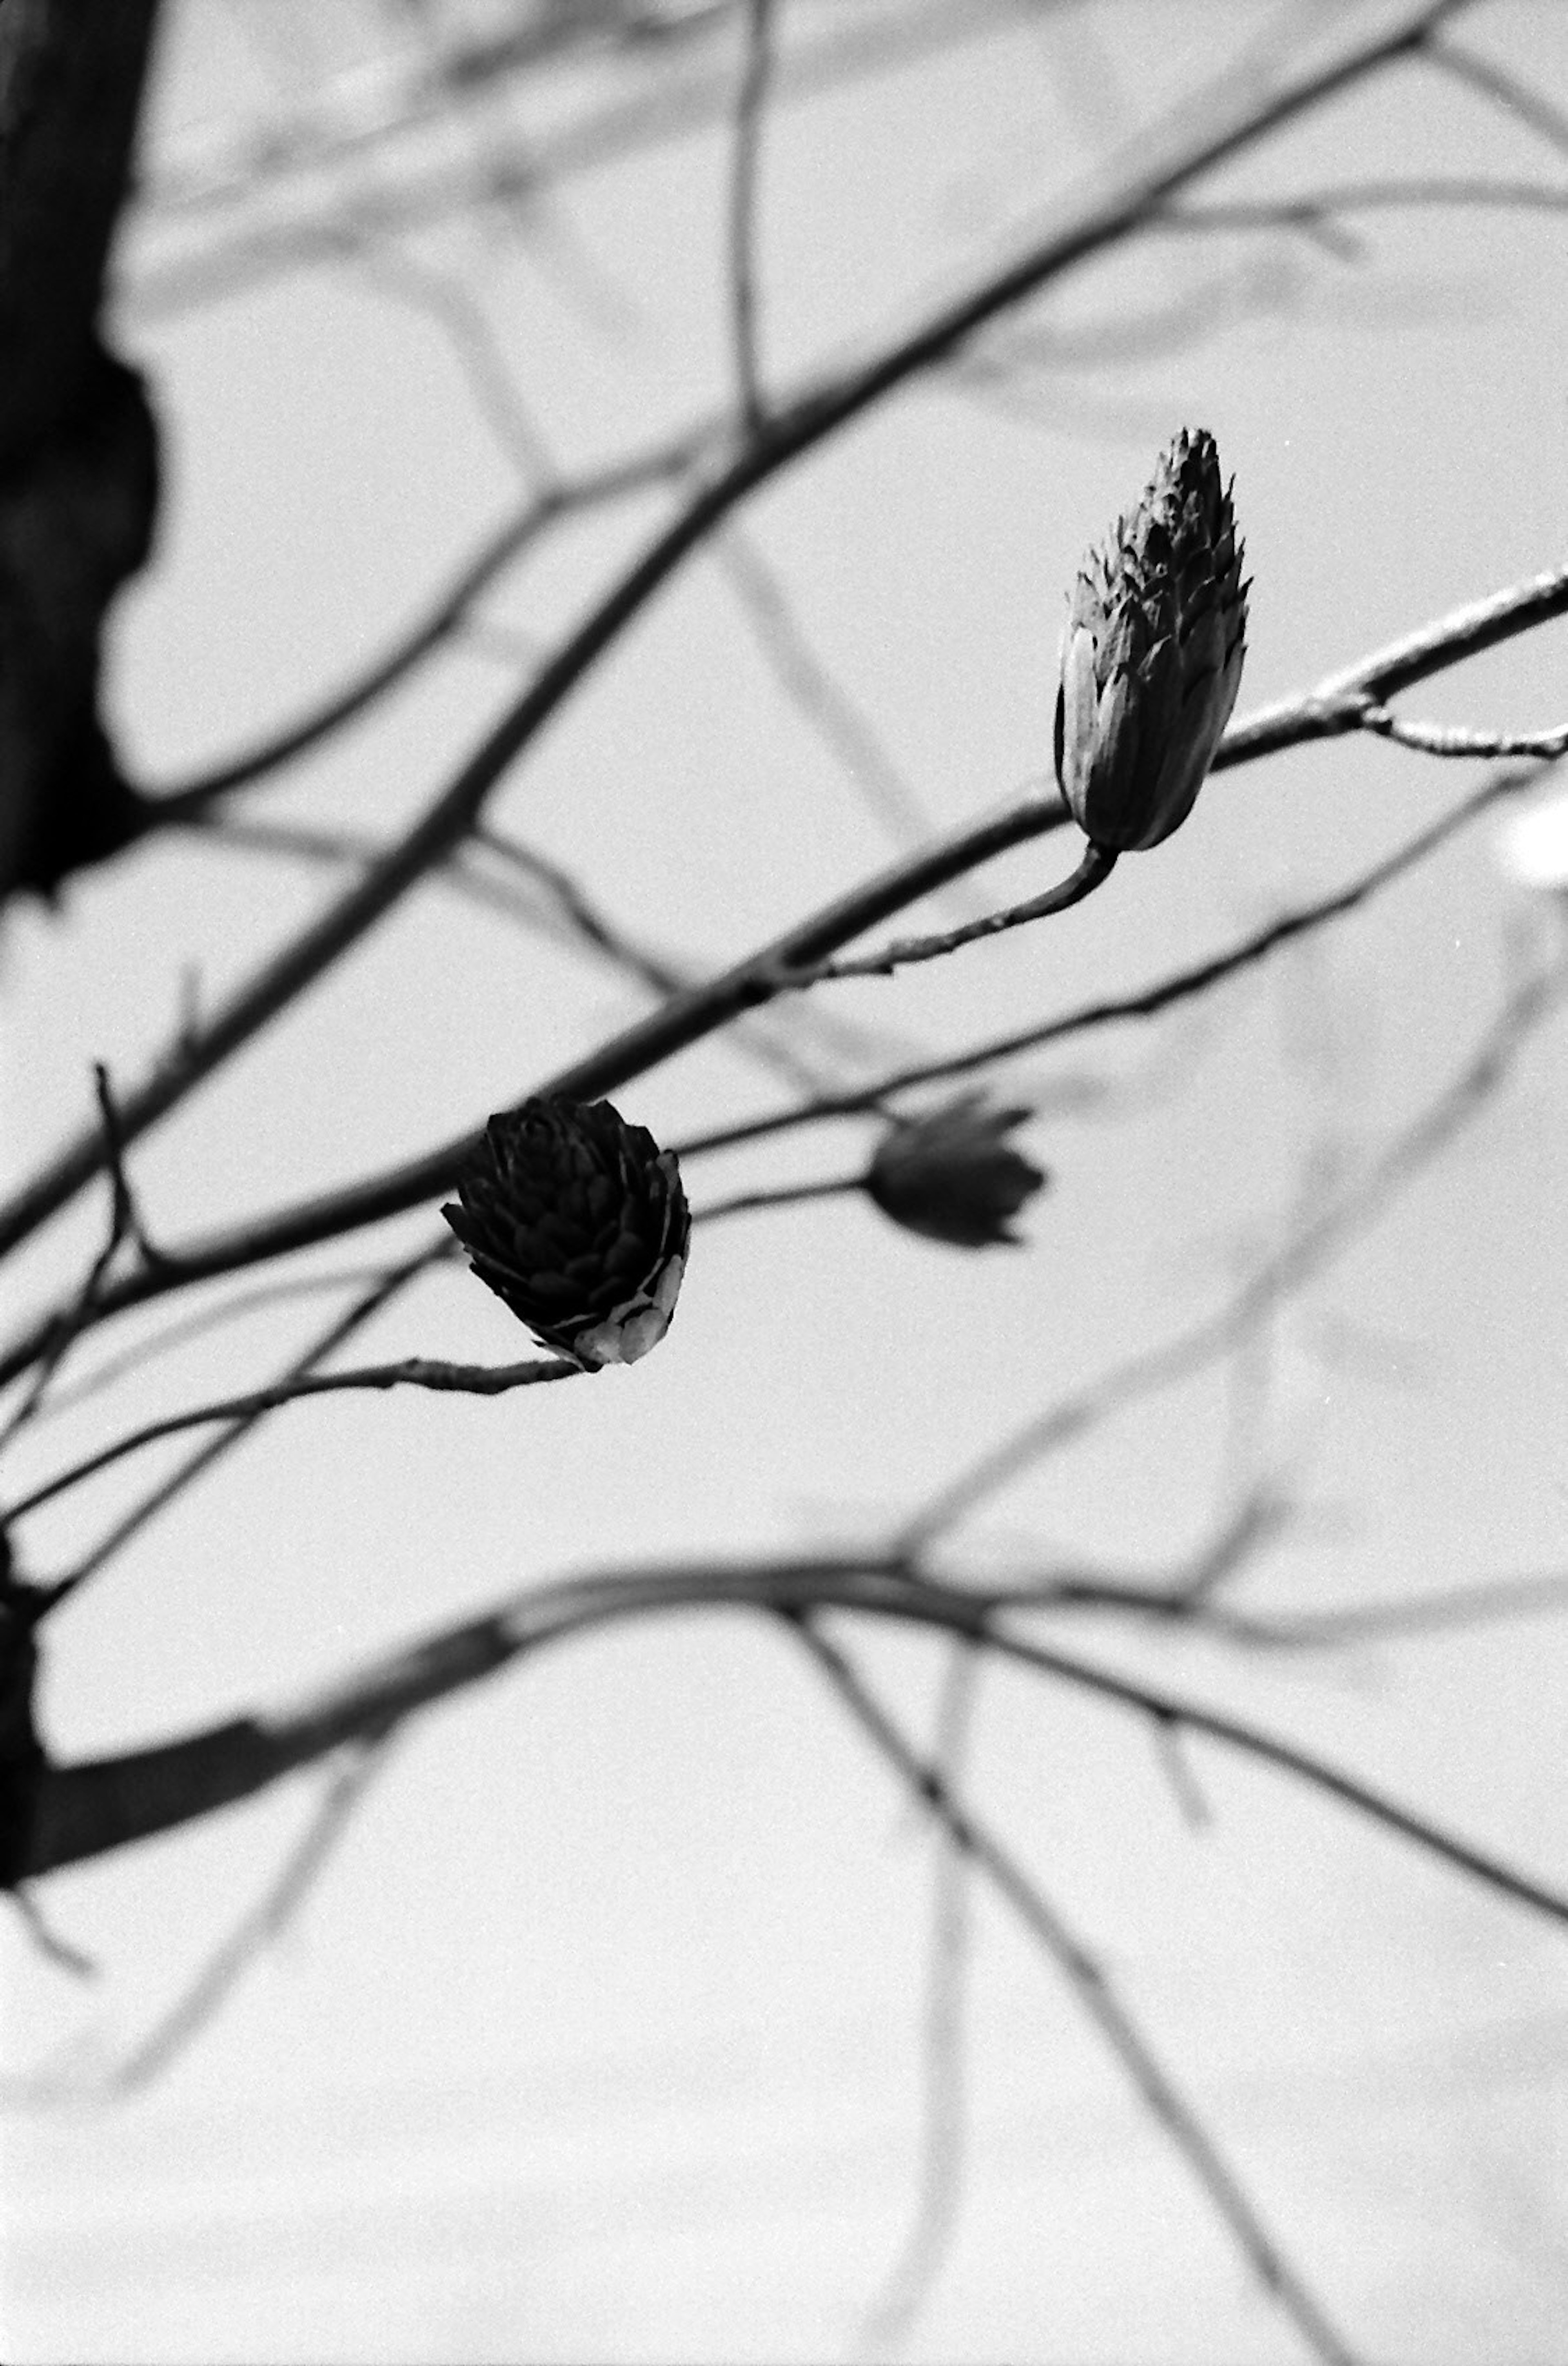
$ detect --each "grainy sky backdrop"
[4,2,1568,2360]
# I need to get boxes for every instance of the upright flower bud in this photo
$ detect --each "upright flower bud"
[1054,428,1247,852]
[865,1092,1047,1248]
[443,1096,689,1369]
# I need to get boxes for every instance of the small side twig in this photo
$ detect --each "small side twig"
[5,1736,393,2107]
[40,1250,450,1604]
[1355,702,1568,760]
[8,1350,579,1525]
[788,1611,1363,2366]
[0,1067,163,1450]
[860,1635,981,2352]
[729,0,779,432]
[788,841,1118,985]
[695,1172,860,1226]
[1426,33,1568,158]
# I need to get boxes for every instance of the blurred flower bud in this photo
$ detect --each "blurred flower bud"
[865,1092,1047,1248]
[1055,428,1247,851]
[443,1096,689,1369]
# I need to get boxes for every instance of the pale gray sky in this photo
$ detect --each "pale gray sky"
[5,3,1568,2360]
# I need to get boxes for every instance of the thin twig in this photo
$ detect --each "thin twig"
[130,0,1033,314]
[789,1613,1364,2366]
[150,428,707,814]
[23,1553,1568,1925]
[793,842,1118,982]
[0,745,1545,1392]
[330,225,559,487]
[1427,33,1568,158]
[860,1634,980,2353]
[0,3,1475,1267]
[14,1264,403,1427]
[695,1173,860,1225]
[895,951,1568,1552]
[6,1737,393,2107]
[8,1352,577,1525]
[43,1254,446,1602]
[1356,704,1568,760]
[716,528,949,861]
[680,755,1552,1165]
[1158,179,1568,241]
[729,0,777,432]
[0,793,1070,1381]
[1215,564,1568,770]
[0,1070,157,1449]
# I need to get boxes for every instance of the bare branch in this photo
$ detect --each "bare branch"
[1160,178,1568,240]
[789,1613,1363,2366]
[728,0,777,432]
[1216,562,1568,770]
[695,1173,860,1225]
[16,1265,403,1427]
[151,428,708,814]
[0,1066,160,1449]
[683,756,1552,1165]
[792,841,1117,982]
[1356,703,1568,760]
[128,0,1052,318]
[43,1254,443,1602]
[0,739,1549,1392]
[716,528,949,859]
[0,2,1477,1264]
[896,951,1568,1551]
[0,792,1068,1384]
[859,1635,980,2352]
[5,1736,393,2106]
[9,1350,576,1527]
[1427,33,1568,158]
[329,226,559,488]
[24,1555,1568,1927]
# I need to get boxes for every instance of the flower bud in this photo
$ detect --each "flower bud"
[1054,428,1247,851]
[443,1096,689,1368]
[865,1092,1047,1248]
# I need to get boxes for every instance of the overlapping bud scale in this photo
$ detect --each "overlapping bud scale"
[1054,428,1247,853]
[443,1096,689,1370]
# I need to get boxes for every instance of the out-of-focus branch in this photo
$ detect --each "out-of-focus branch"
[151,430,709,813]
[896,952,1568,1552]
[24,1549,1568,1918]
[1427,32,1568,157]
[6,1734,394,2106]
[728,0,777,432]
[715,528,947,858]
[45,1256,439,1598]
[858,1635,980,2353]
[1159,178,1568,243]
[17,1264,402,1428]
[0,0,1473,1261]
[127,0,1038,317]
[790,1614,1363,2366]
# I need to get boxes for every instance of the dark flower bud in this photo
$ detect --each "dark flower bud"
[443,1096,689,1369]
[1054,428,1247,852]
[865,1092,1047,1249]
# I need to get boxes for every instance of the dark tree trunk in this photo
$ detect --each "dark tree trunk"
[0,0,163,907]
